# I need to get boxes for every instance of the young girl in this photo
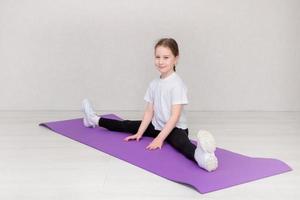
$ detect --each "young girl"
[81,38,218,172]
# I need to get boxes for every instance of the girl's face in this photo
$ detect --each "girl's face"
[155,46,178,78]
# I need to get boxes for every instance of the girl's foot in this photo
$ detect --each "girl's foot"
[194,130,218,172]
[82,98,99,128]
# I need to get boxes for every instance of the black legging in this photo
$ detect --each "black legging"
[98,117,197,162]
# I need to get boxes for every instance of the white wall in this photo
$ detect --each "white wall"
[0,0,299,111]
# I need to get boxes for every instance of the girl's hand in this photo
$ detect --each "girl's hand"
[124,133,143,142]
[146,137,164,150]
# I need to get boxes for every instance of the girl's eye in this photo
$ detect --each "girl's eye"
[164,57,169,59]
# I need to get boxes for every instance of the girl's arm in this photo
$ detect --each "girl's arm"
[136,102,154,135]
[124,102,153,141]
[146,104,182,150]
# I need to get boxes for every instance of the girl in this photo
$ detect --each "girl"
[82,38,218,172]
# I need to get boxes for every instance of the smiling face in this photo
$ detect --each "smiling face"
[154,46,178,78]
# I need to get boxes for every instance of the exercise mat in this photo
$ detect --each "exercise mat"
[39,114,292,193]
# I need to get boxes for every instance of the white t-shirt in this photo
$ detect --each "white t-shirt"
[144,72,188,130]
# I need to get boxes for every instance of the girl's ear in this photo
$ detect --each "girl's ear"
[175,55,179,65]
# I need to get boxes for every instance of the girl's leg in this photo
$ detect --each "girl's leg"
[82,98,159,137]
[167,128,218,172]
[98,117,159,137]
[98,118,141,134]
[166,128,197,162]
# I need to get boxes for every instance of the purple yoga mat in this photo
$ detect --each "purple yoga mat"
[39,114,292,193]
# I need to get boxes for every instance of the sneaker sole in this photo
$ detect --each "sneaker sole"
[197,130,216,153]
[82,99,96,115]
[82,99,96,128]
[204,153,218,172]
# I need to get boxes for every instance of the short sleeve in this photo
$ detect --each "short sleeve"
[144,85,153,103]
[171,85,188,105]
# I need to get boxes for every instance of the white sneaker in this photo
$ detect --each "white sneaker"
[194,130,218,172]
[82,98,97,128]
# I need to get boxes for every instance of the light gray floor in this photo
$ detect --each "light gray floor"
[0,111,299,199]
